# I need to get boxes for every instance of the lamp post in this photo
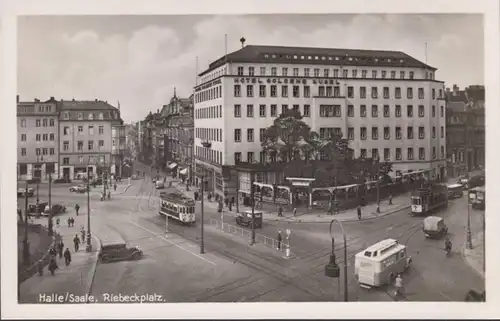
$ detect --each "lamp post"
[324,219,348,302]
[35,155,43,218]
[22,180,30,265]
[465,147,473,250]
[86,160,93,252]
[250,172,256,245]
[200,174,205,254]
[47,167,53,236]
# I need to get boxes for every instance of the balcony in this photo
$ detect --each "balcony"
[201,139,212,148]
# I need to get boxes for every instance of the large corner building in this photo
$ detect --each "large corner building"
[193,44,447,198]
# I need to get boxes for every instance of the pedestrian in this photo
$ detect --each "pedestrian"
[114,183,117,191]
[48,257,58,276]
[278,206,283,217]
[67,217,71,227]
[277,230,282,250]
[57,241,64,259]
[194,191,199,201]
[389,194,393,205]
[108,191,111,200]
[49,246,57,257]
[70,217,75,227]
[75,203,80,216]
[37,259,44,276]
[80,228,86,243]
[73,234,80,252]
[56,218,60,228]
[231,196,235,206]
[357,205,362,220]
[225,198,229,207]
[228,202,232,212]
[293,208,297,217]
[63,248,72,266]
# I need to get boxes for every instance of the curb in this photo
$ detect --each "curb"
[461,247,485,280]
[86,234,101,303]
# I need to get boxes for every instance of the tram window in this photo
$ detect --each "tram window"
[364,251,372,257]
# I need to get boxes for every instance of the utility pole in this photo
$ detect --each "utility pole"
[23,181,30,265]
[465,115,473,250]
[251,172,256,245]
[200,175,205,254]
[35,155,42,218]
[86,169,92,252]
[48,172,53,236]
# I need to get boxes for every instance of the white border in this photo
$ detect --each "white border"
[1,0,499,319]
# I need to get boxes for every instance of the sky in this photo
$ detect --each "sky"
[17,14,484,123]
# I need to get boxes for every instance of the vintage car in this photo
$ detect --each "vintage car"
[235,210,263,229]
[27,201,49,216]
[423,216,448,239]
[42,204,67,216]
[69,185,87,193]
[98,243,143,263]
[17,187,34,197]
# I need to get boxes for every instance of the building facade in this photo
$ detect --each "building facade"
[194,44,447,198]
[17,96,60,181]
[445,85,485,177]
[111,121,127,177]
[58,99,121,180]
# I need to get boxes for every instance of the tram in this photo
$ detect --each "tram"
[159,192,196,225]
[410,183,448,216]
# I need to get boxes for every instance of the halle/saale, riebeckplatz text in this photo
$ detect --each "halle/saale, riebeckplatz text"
[38,292,165,303]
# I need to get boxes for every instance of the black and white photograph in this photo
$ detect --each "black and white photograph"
[1,0,499,319]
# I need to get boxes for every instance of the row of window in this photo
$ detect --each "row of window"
[20,133,56,142]
[237,66,434,81]
[62,112,106,121]
[62,140,105,151]
[19,118,57,128]
[63,125,105,136]
[195,105,223,119]
[61,155,106,165]
[234,84,443,100]
[195,128,223,142]
[195,85,222,103]
[19,148,56,157]
[234,104,311,118]
[195,146,223,165]
[232,146,445,164]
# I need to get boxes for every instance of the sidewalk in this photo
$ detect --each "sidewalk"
[171,180,410,223]
[19,212,101,303]
[462,232,485,279]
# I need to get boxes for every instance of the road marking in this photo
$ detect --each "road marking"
[127,220,216,266]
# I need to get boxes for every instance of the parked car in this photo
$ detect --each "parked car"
[69,185,87,193]
[42,204,67,216]
[155,181,165,189]
[27,201,49,215]
[17,187,34,197]
[235,210,263,229]
[457,176,469,188]
[98,243,143,263]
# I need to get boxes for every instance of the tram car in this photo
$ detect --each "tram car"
[159,192,196,225]
[410,183,448,216]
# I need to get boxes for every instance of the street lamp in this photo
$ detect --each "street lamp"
[47,165,53,236]
[22,180,30,266]
[324,219,348,302]
[250,172,256,245]
[35,155,43,218]
[200,174,205,254]
[86,158,93,252]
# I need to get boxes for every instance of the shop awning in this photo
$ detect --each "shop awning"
[179,168,188,175]
[168,163,178,169]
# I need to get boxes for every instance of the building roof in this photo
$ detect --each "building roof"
[199,45,436,76]
[59,99,119,111]
[465,85,485,102]
[447,101,467,113]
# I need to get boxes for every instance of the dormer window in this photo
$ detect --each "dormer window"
[328,57,333,60]
[88,113,94,120]
[335,57,339,60]
[321,56,326,60]
[388,58,392,62]
[271,54,276,58]
[374,58,379,62]
[349,57,353,61]
[78,113,83,120]
[315,56,319,60]
[264,54,269,58]
[307,56,312,60]
[293,55,298,59]
[98,112,104,120]
[64,112,70,120]
[400,59,404,63]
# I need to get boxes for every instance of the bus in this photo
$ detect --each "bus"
[159,192,196,225]
[411,184,448,216]
[469,186,485,210]
[447,183,464,199]
[354,239,412,288]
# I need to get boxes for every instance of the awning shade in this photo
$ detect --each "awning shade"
[179,168,188,175]
[168,163,178,169]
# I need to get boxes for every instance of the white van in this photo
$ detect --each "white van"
[354,238,412,288]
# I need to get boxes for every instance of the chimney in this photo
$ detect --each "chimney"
[72,98,75,102]
[16,95,19,103]
[452,84,459,96]
[50,96,54,100]
[95,99,98,102]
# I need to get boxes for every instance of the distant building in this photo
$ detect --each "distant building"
[17,96,59,181]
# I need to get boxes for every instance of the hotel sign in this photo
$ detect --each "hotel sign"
[234,77,339,85]
[195,78,222,92]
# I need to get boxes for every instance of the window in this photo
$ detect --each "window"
[246,85,254,97]
[50,133,55,141]
[89,126,94,135]
[36,148,41,156]
[77,140,83,151]
[418,105,425,117]
[36,119,41,127]
[441,106,444,117]
[247,152,254,163]
[49,119,55,126]
[258,85,266,98]
[249,67,255,76]
[234,104,241,117]
[271,105,277,117]
[76,126,82,135]
[304,68,310,77]
[303,105,310,117]
[36,134,41,141]
[418,88,424,99]
[234,84,241,97]
[400,71,405,79]
[88,113,94,120]
[360,87,366,99]
[238,66,244,75]
[293,104,300,113]
[407,87,413,99]
[348,127,354,140]
[259,105,266,117]
[314,68,320,77]
[432,105,436,117]
[99,126,104,134]
[432,147,437,159]
[381,105,389,117]
[371,148,379,159]
[395,87,401,99]
[247,104,254,117]
[396,148,402,160]
[318,86,325,97]
[42,133,48,141]
[63,141,69,151]
[293,86,300,98]
[419,127,425,139]
[441,146,445,159]
[78,113,83,120]
[293,68,299,77]
[271,67,277,76]
[234,129,241,142]
[395,105,401,117]
[395,127,402,140]
[372,127,378,140]
[63,157,70,165]
[88,140,94,150]
[324,68,329,77]
[234,152,241,164]
[383,87,390,99]
[260,67,266,76]
[381,71,387,79]
[270,85,277,97]
[260,128,266,142]
[348,105,354,117]
[360,105,367,117]
[320,105,341,117]
[432,126,436,138]
[407,105,413,117]
[281,105,288,115]
[326,86,332,97]
[333,86,340,97]
[360,149,367,158]
[98,112,104,120]
[360,127,367,140]
[98,140,104,150]
[371,87,378,99]
[342,69,348,78]
[407,126,414,139]
[384,148,390,161]
[50,148,55,155]
[407,148,414,160]
[391,71,396,79]
[247,129,254,142]
[21,134,26,141]
[347,86,354,98]
[333,69,339,78]
[441,126,444,138]
[63,112,70,120]
[282,67,288,76]
[372,70,377,78]
[20,119,26,127]
[371,105,378,117]
[260,151,266,163]
[42,118,48,127]
[384,127,390,140]
[352,70,358,78]
[419,148,425,160]
[304,86,310,98]
[361,70,367,78]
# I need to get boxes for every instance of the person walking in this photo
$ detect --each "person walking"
[37,259,44,276]
[73,234,81,252]
[357,205,362,220]
[293,208,297,217]
[75,203,80,216]
[70,217,75,227]
[56,218,60,228]
[63,248,72,266]
[278,206,283,217]
[48,257,58,276]
[67,217,71,228]
[80,228,86,244]
[277,230,283,251]
[57,241,64,259]
[49,246,57,258]
[114,183,117,192]
[388,193,393,205]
